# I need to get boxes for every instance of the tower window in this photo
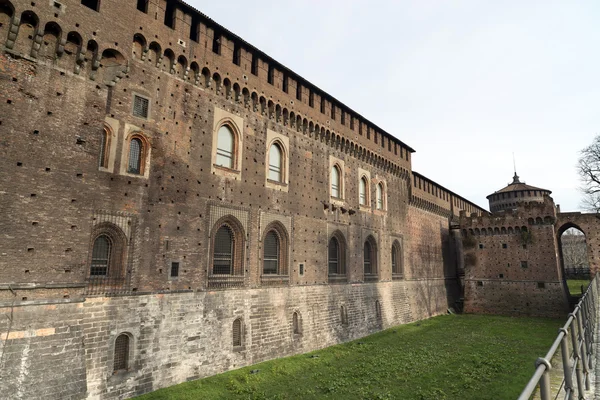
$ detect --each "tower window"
[81,0,100,11]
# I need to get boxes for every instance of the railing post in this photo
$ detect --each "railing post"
[536,358,552,400]
[559,328,574,400]
[570,312,586,397]
[577,305,591,390]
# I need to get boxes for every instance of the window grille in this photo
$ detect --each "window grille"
[364,241,372,274]
[232,318,242,347]
[268,143,282,182]
[128,138,142,174]
[91,235,111,276]
[113,334,129,372]
[132,95,149,118]
[359,177,367,205]
[328,237,339,275]
[263,231,279,274]
[216,125,234,169]
[213,226,234,274]
[170,262,179,277]
[331,166,340,198]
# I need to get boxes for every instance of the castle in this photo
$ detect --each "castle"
[0,1,595,399]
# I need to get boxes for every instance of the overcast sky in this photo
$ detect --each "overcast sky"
[187,0,600,212]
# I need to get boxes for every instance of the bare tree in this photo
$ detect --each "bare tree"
[561,228,588,269]
[578,135,600,212]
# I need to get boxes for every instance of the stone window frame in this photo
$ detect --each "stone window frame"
[88,222,128,281]
[232,317,245,350]
[168,259,181,280]
[265,129,290,192]
[391,238,404,279]
[292,310,302,337]
[111,332,134,375]
[211,108,244,179]
[363,235,379,282]
[328,230,347,283]
[120,130,151,179]
[260,221,289,279]
[209,215,246,277]
[358,168,371,211]
[374,178,387,212]
[131,92,150,119]
[329,155,345,204]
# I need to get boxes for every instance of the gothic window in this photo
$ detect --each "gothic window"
[392,240,403,278]
[364,241,372,274]
[359,176,368,206]
[328,232,346,279]
[268,143,283,182]
[331,165,342,198]
[127,137,143,174]
[376,182,385,210]
[263,231,279,275]
[216,125,235,169]
[113,334,130,372]
[91,235,111,276]
[213,225,234,275]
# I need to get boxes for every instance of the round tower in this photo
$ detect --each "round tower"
[487,172,552,213]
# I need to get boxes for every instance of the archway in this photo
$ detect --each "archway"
[557,224,590,298]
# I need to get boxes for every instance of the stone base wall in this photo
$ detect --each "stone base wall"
[464,279,569,318]
[0,279,455,400]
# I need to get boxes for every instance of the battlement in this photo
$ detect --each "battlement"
[460,196,557,228]
[0,0,415,170]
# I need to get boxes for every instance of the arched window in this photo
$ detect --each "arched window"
[364,241,372,274]
[213,225,234,275]
[268,142,283,182]
[99,128,110,168]
[232,318,242,347]
[359,176,368,206]
[91,234,111,276]
[328,237,339,275]
[113,334,130,372]
[328,232,346,281]
[263,230,279,274]
[216,125,235,169]
[364,236,378,281]
[292,312,301,335]
[376,183,384,210]
[392,240,403,278]
[127,137,143,174]
[331,165,341,198]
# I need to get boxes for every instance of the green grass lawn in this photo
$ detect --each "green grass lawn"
[567,279,591,296]
[135,314,561,400]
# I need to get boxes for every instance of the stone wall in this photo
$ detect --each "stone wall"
[0,280,456,400]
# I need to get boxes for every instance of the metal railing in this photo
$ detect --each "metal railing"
[518,275,598,400]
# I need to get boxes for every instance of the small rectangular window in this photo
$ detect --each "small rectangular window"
[251,54,258,75]
[296,84,302,101]
[163,1,176,28]
[499,274,504,278]
[521,261,528,268]
[479,243,484,249]
[282,74,288,93]
[502,243,507,249]
[136,0,148,13]
[267,65,274,85]
[232,43,241,65]
[299,263,304,276]
[170,262,179,277]
[522,244,527,249]
[81,0,99,11]
[350,116,354,130]
[133,95,149,118]
[309,91,314,107]
[537,281,545,289]
[477,281,483,287]
[367,126,371,139]
[190,16,200,42]
[320,97,325,113]
[331,104,336,120]
[212,31,221,54]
